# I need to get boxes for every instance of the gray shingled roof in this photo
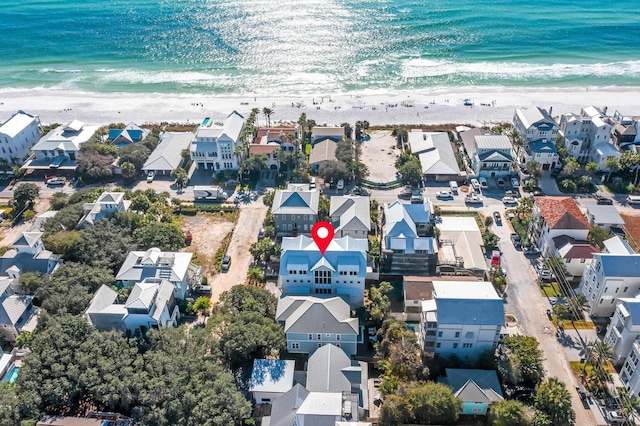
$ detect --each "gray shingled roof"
[267,384,309,426]
[445,368,503,404]
[306,344,351,392]
[276,296,358,334]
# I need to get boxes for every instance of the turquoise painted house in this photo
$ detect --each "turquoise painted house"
[444,369,503,416]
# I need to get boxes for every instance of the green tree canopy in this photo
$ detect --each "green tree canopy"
[119,143,151,170]
[367,281,393,323]
[488,399,530,426]
[498,335,545,387]
[49,191,70,210]
[12,183,40,210]
[318,160,350,183]
[72,219,137,272]
[380,381,462,425]
[534,377,575,426]
[133,222,186,251]
[398,157,423,187]
[218,285,278,318]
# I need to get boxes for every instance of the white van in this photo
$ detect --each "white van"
[309,177,316,189]
[449,180,459,195]
[479,176,488,189]
[627,195,640,205]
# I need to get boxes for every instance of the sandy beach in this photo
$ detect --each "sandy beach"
[0,86,639,128]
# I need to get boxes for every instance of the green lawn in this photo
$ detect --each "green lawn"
[540,282,562,297]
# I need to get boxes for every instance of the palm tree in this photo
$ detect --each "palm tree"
[509,130,525,161]
[606,157,621,181]
[247,266,265,286]
[534,377,576,426]
[616,386,640,425]
[586,161,598,173]
[561,157,580,177]
[525,160,542,177]
[251,107,260,126]
[262,107,273,127]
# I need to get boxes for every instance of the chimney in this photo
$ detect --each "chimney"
[603,106,608,114]
[549,106,553,116]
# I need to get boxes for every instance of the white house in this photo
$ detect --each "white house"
[408,131,460,181]
[529,196,590,256]
[85,279,179,333]
[437,216,488,278]
[278,235,368,306]
[551,236,599,279]
[77,192,131,228]
[143,132,192,176]
[512,107,559,169]
[381,200,437,275]
[190,111,245,171]
[558,106,612,165]
[591,141,622,171]
[420,281,504,361]
[26,120,99,170]
[0,231,62,277]
[329,195,371,239]
[403,276,481,322]
[115,248,201,300]
[0,277,38,342]
[604,297,640,365]
[249,359,296,404]
[586,205,625,231]
[276,296,359,356]
[471,135,514,177]
[0,110,42,165]
[620,339,640,399]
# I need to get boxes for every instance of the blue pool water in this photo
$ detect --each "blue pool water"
[3,365,19,384]
[202,117,210,126]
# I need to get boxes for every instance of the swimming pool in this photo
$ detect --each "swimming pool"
[2,365,19,384]
[202,117,210,126]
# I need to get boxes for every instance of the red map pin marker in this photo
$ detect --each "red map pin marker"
[311,221,334,255]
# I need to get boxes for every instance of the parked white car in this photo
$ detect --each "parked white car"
[470,178,480,190]
[436,190,454,199]
[465,194,484,204]
[502,196,518,205]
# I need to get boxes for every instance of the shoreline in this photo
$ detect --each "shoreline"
[1,86,639,128]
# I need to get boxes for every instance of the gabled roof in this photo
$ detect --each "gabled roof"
[587,205,624,225]
[383,201,419,238]
[267,384,309,426]
[85,285,119,315]
[125,282,158,311]
[330,196,371,234]
[0,110,37,138]
[617,298,640,327]
[248,143,279,155]
[11,232,42,248]
[281,234,368,255]
[553,236,599,259]
[115,249,193,283]
[306,343,352,392]
[478,150,513,162]
[438,216,487,272]
[445,369,503,404]
[603,235,634,255]
[309,139,337,165]
[276,296,358,335]
[529,140,558,153]
[143,132,192,171]
[474,135,512,150]
[408,131,459,176]
[535,196,589,230]
[515,107,556,131]
[271,186,319,215]
[32,121,98,153]
[108,122,149,144]
[596,253,640,277]
[0,294,33,326]
[249,359,296,394]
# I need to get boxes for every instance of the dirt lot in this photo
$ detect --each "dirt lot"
[622,213,640,252]
[179,212,235,278]
[0,198,51,247]
[360,130,400,183]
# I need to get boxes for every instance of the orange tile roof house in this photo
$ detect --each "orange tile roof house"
[531,196,590,256]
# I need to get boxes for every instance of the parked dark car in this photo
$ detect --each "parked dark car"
[596,196,613,205]
[398,188,412,199]
[493,211,502,225]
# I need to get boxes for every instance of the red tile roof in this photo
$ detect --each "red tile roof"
[255,127,297,144]
[553,236,600,259]
[535,196,589,230]
[249,144,278,155]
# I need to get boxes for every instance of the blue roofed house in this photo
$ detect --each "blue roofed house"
[271,184,319,238]
[85,278,179,333]
[512,107,559,170]
[420,281,504,361]
[249,359,296,405]
[381,200,437,275]
[604,297,640,365]
[276,296,359,356]
[190,111,245,171]
[311,127,344,145]
[115,248,201,300]
[442,369,503,415]
[107,123,150,148]
[278,235,368,306]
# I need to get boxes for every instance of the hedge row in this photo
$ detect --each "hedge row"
[175,204,236,215]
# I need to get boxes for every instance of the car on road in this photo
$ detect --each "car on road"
[398,188,412,199]
[350,186,369,196]
[491,250,501,266]
[309,177,316,189]
[258,228,265,240]
[436,190,454,199]
[146,171,155,183]
[368,327,377,343]
[606,410,627,424]
[46,177,66,186]
[193,285,212,293]
[510,233,522,248]
[532,190,547,197]
[503,190,519,198]
[410,194,424,204]
[479,176,488,189]
[596,196,613,205]
[497,177,505,186]
[221,255,231,271]
[336,179,344,190]
[511,177,520,187]
[465,194,484,204]
[493,211,502,224]
[502,196,518,205]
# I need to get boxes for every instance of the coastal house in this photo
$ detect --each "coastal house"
[403,276,481,322]
[419,280,504,360]
[610,110,640,152]
[551,236,599,279]
[77,191,131,228]
[408,130,460,181]
[619,339,640,399]
[591,141,622,171]
[586,204,624,231]
[528,196,590,257]
[437,216,488,278]
[471,135,514,178]
[26,120,99,171]
[276,296,359,356]
[0,276,38,342]
[115,248,201,300]
[512,107,559,169]
[604,297,640,365]
[189,111,245,171]
[143,132,192,176]
[107,122,150,148]
[0,231,62,277]
[278,235,368,306]
[85,279,179,333]
[311,127,344,145]
[380,200,437,276]
[459,127,491,159]
[0,110,42,166]
[309,139,338,171]
[442,369,503,415]
[248,127,298,171]
[271,183,319,237]
[578,236,640,318]
[329,195,371,239]
[249,359,296,404]
[559,106,612,165]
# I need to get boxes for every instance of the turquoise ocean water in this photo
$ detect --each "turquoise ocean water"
[1,0,640,95]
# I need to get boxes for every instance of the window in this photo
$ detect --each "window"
[336,334,341,341]
[463,343,473,348]
[317,343,323,348]
[436,342,441,348]
[308,334,313,340]
[465,331,474,339]
[624,287,629,292]
[455,331,460,338]
[437,331,443,337]
[580,258,586,263]
[291,342,300,350]
[453,343,458,349]
[317,334,321,340]
[336,343,341,348]
[314,270,332,284]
